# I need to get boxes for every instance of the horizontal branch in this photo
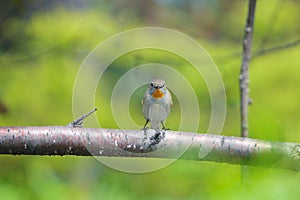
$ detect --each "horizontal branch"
[0,126,300,171]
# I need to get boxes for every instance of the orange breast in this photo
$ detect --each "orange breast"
[152,89,164,98]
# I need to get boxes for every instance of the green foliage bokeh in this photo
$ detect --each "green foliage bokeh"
[1,1,300,199]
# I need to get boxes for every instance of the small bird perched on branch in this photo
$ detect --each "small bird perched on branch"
[142,79,173,130]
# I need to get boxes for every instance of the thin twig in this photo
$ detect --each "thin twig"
[214,38,300,64]
[68,108,98,127]
[253,39,300,58]
[0,126,300,171]
[239,0,257,138]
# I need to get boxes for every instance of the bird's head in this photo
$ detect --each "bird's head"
[149,79,166,99]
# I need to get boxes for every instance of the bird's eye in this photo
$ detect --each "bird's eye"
[150,83,154,87]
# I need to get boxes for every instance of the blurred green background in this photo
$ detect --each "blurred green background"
[1,0,300,199]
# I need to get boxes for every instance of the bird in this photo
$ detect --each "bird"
[142,79,173,130]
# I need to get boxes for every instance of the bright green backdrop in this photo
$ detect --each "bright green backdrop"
[1,1,300,199]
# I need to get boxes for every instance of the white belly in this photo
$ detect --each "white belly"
[148,104,167,129]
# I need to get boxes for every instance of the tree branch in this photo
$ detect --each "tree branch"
[253,39,300,58]
[239,0,257,138]
[1,126,300,171]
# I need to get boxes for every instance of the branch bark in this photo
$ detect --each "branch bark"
[1,126,300,171]
[239,0,257,138]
